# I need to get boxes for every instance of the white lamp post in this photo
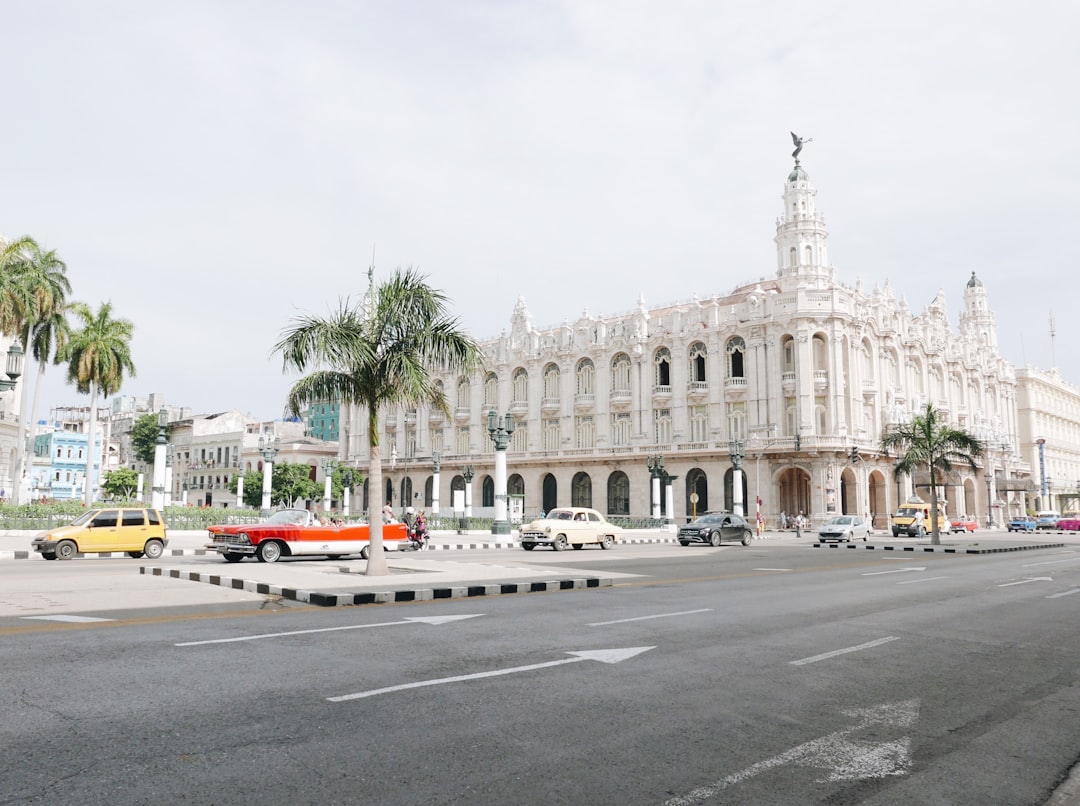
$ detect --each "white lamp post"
[431,450,441,516]
[323,457,336,513]
[258,435,280,516]
[730,439,745,516]
[151,407,168,510]
[647,454,664,519]
[487,411,515,535]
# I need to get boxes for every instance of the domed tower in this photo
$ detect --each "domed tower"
[959,271,998,350]
[774,151,834,286]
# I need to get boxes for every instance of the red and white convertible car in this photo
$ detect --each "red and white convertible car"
[207,508,408,563]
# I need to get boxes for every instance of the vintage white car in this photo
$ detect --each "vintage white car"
[519,507,622,551]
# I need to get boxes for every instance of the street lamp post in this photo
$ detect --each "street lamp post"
[431,450,441,516]
[462,464,475,518]
[323,457,336,513]
[0,343,27,503]
[164,444,174,507]
[646,454,665,519]
[258,435,280,516]
[151,407,168,511]
[236,473,244,509]
[487,411,515,535]
[341,469,354,518]
[730,439,745,517]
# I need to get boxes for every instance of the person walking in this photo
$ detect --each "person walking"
[795,510,804,539]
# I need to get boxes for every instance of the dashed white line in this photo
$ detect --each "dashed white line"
[588,608,711,626]
[790,636,900,666]
[21,615,114,623]
[1046,588,1080,599]
[897,576,948,585]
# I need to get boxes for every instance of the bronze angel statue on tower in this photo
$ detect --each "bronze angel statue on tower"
[791,132,813,161]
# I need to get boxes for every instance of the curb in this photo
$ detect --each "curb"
[140,566,610,607]
[812,542,1065,554]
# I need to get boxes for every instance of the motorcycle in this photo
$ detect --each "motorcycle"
[401,523,428,551]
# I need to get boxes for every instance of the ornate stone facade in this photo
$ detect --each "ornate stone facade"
[345,162,1025,528]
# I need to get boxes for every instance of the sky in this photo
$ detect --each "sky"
[2,0,1077,423]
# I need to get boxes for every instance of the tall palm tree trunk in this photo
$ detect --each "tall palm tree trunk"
[929,481,942,545]
[366,407,389,576]
[14,354,34,503]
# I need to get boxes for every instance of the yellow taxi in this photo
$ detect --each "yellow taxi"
[31,507,168,560]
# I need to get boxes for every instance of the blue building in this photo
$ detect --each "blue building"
[31,431,101,501]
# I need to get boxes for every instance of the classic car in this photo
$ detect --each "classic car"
[518,508,622,551]
[1056,516,1080,532]
[1006,515,1037,533]
[31,507,168,560]
[1035,511,1062,530]
[207,508,407,562]
[817,514,869,543]
[678,512,753,546]
[948,516,979,533]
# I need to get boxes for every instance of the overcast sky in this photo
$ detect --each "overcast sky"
[3,0,1077,424]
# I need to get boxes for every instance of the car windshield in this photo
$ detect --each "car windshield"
[69,510,98,527]
[692,515,727,525]
[896,507,923,517]
[825,517,853,526]
[547,510,574,520]
[266,509,311,525]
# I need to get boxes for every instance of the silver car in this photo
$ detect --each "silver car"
[817,515,869,543]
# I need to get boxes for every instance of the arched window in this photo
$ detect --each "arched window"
[607,471,630,515]
[611,413,631,446]
[689,406,708,443]
[726,336,745,378]
[456,376,470,411]
[689,341,707,383]
[576,358,594,396]
[654,408,672,444]
[483,372,498,408]
[804,245,813,265]
[789,246,797,267]
[654,347,671,388]
[542,418,560,451]
[512,367,528,403]
[482,476,494,507]
[782,335,795,372]
[611,353,631,394]
[576,415,594,449]
[572,472,592,508]
[543,363,560,401]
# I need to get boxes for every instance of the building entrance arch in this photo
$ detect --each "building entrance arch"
[686,468,708,519]
[542,473,558,513]
[778,466,811,522]
[868,470,887,531]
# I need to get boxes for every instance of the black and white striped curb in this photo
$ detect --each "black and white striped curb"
[813,541,1065,554]
[139,566,610,607]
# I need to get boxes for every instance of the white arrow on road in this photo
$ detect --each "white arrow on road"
[665,699,920,805]
[861,567,926,576]
[176,614,483,646]
[328,646,655,702]
[999,577,1053,587]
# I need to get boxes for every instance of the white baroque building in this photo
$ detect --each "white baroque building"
[349,159,1027,527]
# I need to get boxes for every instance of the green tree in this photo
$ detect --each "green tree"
[274,267,483,575]
[230,470,264,509]
[0,236,74,504]
[880,402,984,545]
[101,467,140,500]
[229,463,320,508]
[131,412,170,464]
[60,301,136,505]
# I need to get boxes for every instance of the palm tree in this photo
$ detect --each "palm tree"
[274,267,483,575]
[61,302,136,505]
[11,241,72,503]
[881,402,984,544]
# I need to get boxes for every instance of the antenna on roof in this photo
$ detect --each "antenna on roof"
[1049,310,1056,368]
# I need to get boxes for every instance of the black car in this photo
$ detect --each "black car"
[678,512,753,547]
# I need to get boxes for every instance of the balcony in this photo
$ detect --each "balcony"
[723,377,746,395]
[454,406,471,423]
[609,389,632,412]
[813,369,828,394]
[541,396,561,414]
[781,371,796,395]
[652,384,672,402]
[687,380,709,400]
[574,393,596,411]
[510,398,529,416]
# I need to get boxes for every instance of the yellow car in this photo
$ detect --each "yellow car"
[31,508,168,560]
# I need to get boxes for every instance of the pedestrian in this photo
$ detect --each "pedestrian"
[780,510,788,530]
[756,512,766,538]
[382,501,395,523]
[795,510,804,539]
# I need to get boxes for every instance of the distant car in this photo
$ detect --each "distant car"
[207,508,407,562]
[31,507,168,560]
[1006,516,1037,533]
[678,512,754,547]
[518,507,622,551]
[1056,517,1080,532]
[948,516,979,533]
[817,515,869,543]
[1035,511,1062,530]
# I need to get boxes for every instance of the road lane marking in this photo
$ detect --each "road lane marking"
[587,609,711,626]
[998,577,1053,587]
[861,567,926,576]
[1046,588,1080,599]
[897,576,948,585]
[790,636,900,666]
[1022,557,1080,567]
[21,615,114,623]
[664,699,919,804]
[753,567,793,572]
[175,614,483,646]
[328,646,655,701]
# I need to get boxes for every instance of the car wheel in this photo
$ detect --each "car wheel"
[600,534,614,550]
[552,534,568,551]
[572,543,583,550]
[360,546,370,560]
[741,530,752,546]
[41,552,56,560]
[223,553,244,563]
[710,531,721,547]
[143,539,164,560]
[257,541,283,563]
[522,543,535,551]
[55,540,77,560]
[679,540,689,547]
[127,551,144,559]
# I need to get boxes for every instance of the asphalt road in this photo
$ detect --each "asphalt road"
[3,542,1079,805]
